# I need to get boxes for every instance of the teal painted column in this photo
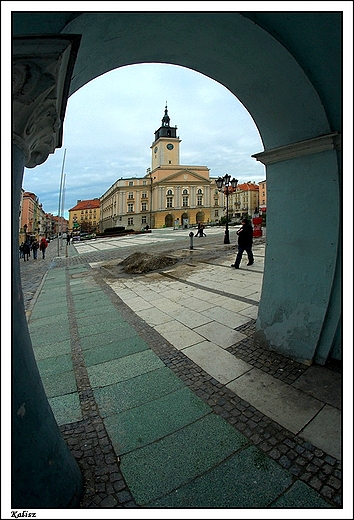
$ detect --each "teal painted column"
[255,137,341,365]
[12,145,83,507]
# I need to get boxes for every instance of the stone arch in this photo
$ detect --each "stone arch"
[196,211,205,224]
[12,12,341,507]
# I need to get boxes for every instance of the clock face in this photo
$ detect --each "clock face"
[166,143,174,150]
[154,146,158,153]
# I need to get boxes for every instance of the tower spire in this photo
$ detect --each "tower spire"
[161,102,170,127]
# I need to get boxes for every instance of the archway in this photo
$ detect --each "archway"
[12,11,341,507]
[165,214,173,228]
[196,211,205,224]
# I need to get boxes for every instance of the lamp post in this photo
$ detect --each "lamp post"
[215,174,238,244]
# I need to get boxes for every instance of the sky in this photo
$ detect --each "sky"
[21,62,266,219]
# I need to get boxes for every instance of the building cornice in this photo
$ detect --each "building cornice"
[252,133,341,166]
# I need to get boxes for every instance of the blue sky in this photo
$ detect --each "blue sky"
[22,63,266,219]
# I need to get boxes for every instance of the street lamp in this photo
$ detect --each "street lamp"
[215,174,238,244]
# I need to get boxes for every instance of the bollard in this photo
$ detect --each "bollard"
[189,231,194,250]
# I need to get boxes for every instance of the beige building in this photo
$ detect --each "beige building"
[258,179,267,213]
[231,182,260,218]
[68,199,100,233]
[100,106,225,230]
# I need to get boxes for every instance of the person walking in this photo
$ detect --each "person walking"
[66,233,71,246]
[231,218,254,269]
[23,240,31,261]
[19,242,24,259]
[195,223,206,237]
[39,237,48,259]
[31,239,39,260]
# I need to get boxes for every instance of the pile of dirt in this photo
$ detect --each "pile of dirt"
[119,252,179,274]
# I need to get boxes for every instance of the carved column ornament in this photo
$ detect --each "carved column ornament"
[13,35,81,168]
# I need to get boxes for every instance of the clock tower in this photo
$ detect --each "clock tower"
[151,104,181,170]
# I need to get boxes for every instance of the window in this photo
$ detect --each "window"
[197,189,203,194]
[127,203,134,213]
[143,180,147,186]
[142,191,147,198]
[197,195,203,206]
[215,210,219,217]
[81,210,84,214]
[167,189,173,196]
[128,181,133,186]
[182,189,188,195]
[166,197,173,208]
[182,196,189,207]
[141,202,147,211]
[128,192,134,199]
[142,216,147,224]
[128,217,133,225]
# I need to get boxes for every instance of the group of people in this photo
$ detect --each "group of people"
[19,237,48,261]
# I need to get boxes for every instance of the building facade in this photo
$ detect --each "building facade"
[258,179,267,214]
[68,198,101,233]
[233,182,260,217]
[100,106,228,231]
[20,191,47,243]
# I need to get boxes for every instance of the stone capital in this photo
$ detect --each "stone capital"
[13,35,81,168]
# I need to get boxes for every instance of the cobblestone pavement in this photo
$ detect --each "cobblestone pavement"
[18,237,343,510]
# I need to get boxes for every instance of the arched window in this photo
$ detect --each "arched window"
[182,189,188,195]
[197,189,203,194]
[167,189,173,196]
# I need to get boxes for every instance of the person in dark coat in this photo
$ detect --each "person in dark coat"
[231,218,254,269]
[23,240,31,261]
[31,239,39,259]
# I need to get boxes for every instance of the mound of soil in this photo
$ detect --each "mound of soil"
[119,252,179,274]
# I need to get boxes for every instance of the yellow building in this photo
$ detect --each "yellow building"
[68,199,101,233]
[258,179,267,214]
[100,106,223,230]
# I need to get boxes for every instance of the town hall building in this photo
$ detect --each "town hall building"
[100,106,223,230]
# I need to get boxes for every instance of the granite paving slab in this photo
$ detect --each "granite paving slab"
[227,367,324,434]
[105,386,212,455]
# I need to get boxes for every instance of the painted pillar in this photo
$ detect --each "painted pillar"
[12,36,83,507]
[254,134,341,364]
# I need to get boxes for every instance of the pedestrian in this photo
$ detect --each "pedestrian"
[231,218,254,269]
[39,237,48,259]
[195,222,206,237]
[66,233,71,246]
[19,242,24,259]
[23,240,31,261]
[31,239,39,260]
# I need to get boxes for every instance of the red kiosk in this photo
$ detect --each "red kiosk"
[252,216,263,237]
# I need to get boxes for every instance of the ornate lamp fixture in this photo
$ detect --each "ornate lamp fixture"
[215,174,238,244]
